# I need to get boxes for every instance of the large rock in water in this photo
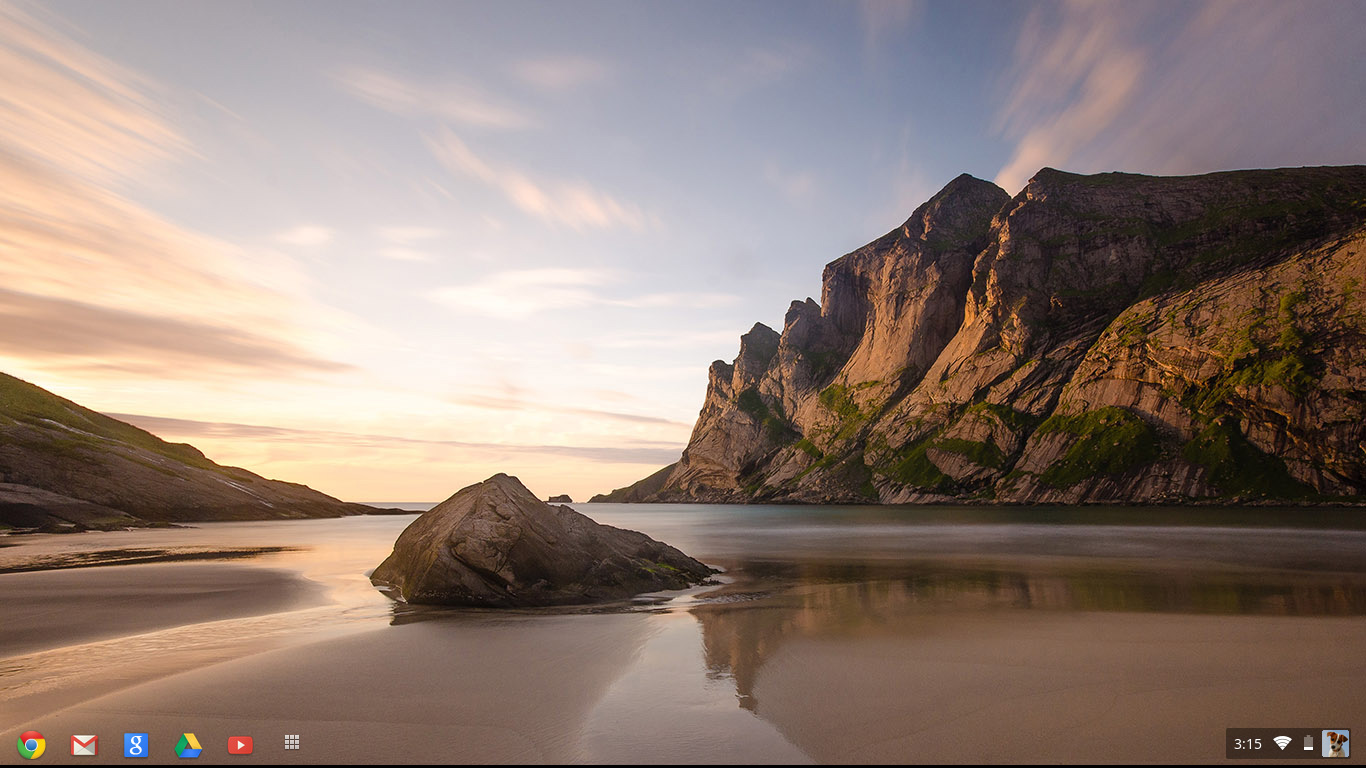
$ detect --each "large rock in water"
[370,474,714,606]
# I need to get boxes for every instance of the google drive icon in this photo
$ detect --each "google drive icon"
[174,733,202,759]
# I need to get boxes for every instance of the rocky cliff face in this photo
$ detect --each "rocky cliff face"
[617,166,1366,504]
[0,372,378,527]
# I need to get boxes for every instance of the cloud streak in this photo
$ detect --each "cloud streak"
[513,55,610,91]
[275,225,333,247]
[451,394,690,427]
[993,0,1366,193]
[0,4,352,379]
[428,268,737,318]
[427,129,655,231]
[0,288,349,375]
[0,1,185,183]
[110,413,683,465]
[340,68,532,129]
[856,0,922,57]
[992,1,1145,193]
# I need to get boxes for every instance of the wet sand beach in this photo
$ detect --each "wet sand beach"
[0,563,323,656]
[3,507,1365,764]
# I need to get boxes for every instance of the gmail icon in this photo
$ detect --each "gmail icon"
[71,734,98,756]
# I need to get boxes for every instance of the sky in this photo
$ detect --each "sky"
[1,0,1363,503]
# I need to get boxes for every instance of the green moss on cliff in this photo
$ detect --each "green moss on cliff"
[966,401,1043,432]
[736,387,766,419]
[933,438,1006,469]
[1188,283,1320,418]
[794,438,823,459]
[1188,347,1316,416]
[845,451,879,500]
[805,350,845,382]
[1035,407,1159,488]
[1181,418,1314,498]
[817,383,860,419]
[817,382,881,441]
[736,387,797,441]
[793,447,878,499]
[883,434,952,491]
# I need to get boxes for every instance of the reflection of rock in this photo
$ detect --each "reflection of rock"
[371,473,714,606]
[694,598,797,711]
[692,561,1366,711]
[547,494,573,503]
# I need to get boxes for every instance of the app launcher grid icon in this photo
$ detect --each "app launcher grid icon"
[70,734,98,756]
[285,734,300,750]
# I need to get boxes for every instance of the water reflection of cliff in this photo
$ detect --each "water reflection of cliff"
[692,560,1366,709]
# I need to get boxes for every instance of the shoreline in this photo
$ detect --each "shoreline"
[4,512,1365,764]
[0,545,300,573]
[6,595,1363,764]
[0,562,330,657]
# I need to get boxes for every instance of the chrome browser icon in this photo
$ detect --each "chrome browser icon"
[17,732,45,760]
[174,733,202,759]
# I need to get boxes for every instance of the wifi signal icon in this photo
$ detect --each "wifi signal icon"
[1274,736,1293,750]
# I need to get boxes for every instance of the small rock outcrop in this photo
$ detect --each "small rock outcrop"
[547,494,573,503]
[370,473,714,606]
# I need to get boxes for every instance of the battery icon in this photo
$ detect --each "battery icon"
[1305,735,1314,751]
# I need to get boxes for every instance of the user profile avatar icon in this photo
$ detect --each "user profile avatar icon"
[1323,730,1349,758]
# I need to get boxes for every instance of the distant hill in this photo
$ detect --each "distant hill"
[0,373,379,529]
[599,165,1366,505]
[589,463,676,503]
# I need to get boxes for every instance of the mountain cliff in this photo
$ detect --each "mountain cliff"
[611,166,1366,504]
[0,372,377,528]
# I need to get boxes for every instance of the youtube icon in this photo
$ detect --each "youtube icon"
[228,736,253,755]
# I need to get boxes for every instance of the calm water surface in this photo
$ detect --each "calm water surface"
[3,504,1366,762]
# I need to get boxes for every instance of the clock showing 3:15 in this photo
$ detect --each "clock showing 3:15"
[1234,738,1263,750]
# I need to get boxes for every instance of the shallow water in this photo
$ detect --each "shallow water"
[3,504,1365,763]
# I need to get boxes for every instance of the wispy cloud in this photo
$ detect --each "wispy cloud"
[992,0,1366,194]
[856,0,922,57]
[513,55,611,91]
[450,394,690,427]
[0,288,349,375]
[594,329,741,349]
[275,224,333,247]
[992,1,1144,193]
[0,1,185,184]
[378,247,434,263]
[378,225,444,243]
[339,68,532,129]
[430,268,607,318]
[428,268,737,319]
[711,44,809,100]
[375,225,443,262]
[110,413,683,465]
[0,4,351,378]
[427,128,655,231]
[764,162,819,207]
